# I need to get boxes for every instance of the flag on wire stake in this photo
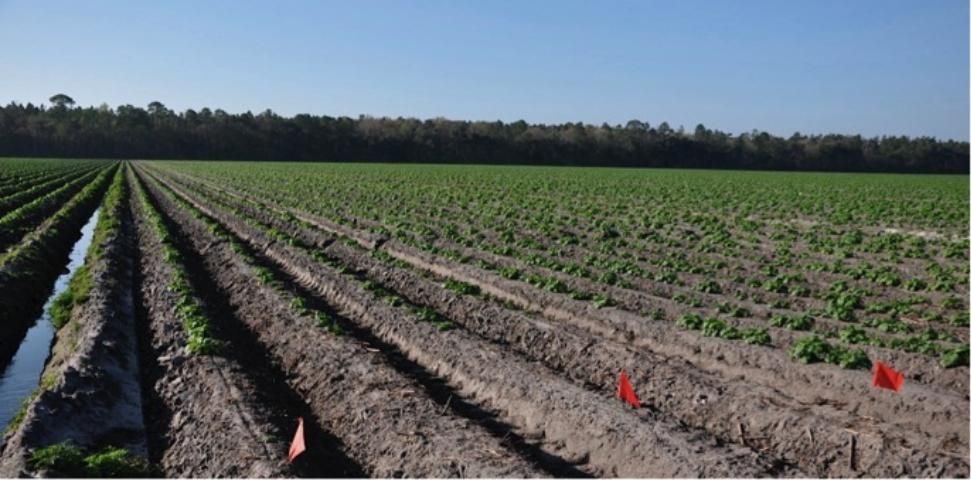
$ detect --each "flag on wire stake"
[872,362,904,392]
[288,417,306,463]
[617,370,641,408]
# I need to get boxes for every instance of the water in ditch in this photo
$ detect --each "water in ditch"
[0,208,100,429]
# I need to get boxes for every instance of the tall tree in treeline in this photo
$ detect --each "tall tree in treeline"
[48,94,75,109]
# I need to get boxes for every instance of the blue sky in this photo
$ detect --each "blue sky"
[0,0,967,140]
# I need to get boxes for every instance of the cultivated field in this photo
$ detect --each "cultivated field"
[0,159,967,477]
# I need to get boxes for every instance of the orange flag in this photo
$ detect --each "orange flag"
[872,362,904,392]
[288,417,306,463]
[617,370,641,408]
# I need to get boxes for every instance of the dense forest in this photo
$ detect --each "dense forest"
[0,95,966,173]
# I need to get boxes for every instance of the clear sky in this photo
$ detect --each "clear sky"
[0,0,967,140]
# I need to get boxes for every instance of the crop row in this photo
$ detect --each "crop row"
[0,168,108,252]
[0,162,102,216]
[131,172,224,354]
[0,159,99,194]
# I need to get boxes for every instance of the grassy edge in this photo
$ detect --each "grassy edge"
[28,442,154,478]
[48,164,127,330]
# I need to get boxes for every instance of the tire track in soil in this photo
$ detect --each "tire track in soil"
[135,166,551,478]
[153,165,970,477]
[152,165,969,445]
[139,165,787,478]
[130,170,358,477]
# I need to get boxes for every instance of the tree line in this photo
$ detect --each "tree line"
[0,95,966,173]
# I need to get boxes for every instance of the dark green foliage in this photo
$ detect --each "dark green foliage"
[676,313,703,330]
[0,100,966,172]
[28,443,84,472]
[946,313,969,327]
[28,443,154,478]
[701,317,742,339]
[826,292,862,322]
[741,327,771,346]
[411,306,454,331]
[939,345,969,368]
[789,335,831,364]
[570,290,593,301]
[832,348,871,369]
[871,317,911,334]
[498,266,522,280]
[838,325,868,344]
[941,297,962,310]
[591,293,614,308]
[824,282,865,321]
[443,278,480,295]
[768,313,814,331]
[48,266,88,330]
[696,279,722,294]
[789,334,871,369]
[903,278,927,291]
[701,317,728,337]
[315,311,344,335]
